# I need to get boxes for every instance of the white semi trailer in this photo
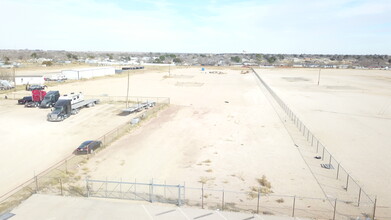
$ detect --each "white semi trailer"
[47,92,99,122]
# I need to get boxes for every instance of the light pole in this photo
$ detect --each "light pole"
[317,68,321,85]
[126,70,130,108]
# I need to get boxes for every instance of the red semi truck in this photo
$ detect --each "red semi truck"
[25,90,47,107]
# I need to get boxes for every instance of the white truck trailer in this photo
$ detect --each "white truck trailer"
[47,92,99,122]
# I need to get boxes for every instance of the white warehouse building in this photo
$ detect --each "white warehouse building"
[15,75,45,85]
[62,67,115,80]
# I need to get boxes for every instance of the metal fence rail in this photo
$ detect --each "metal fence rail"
[83,178,375,220]
[87,179,185,206]
[251,68,376,219]
[0,96,169,214]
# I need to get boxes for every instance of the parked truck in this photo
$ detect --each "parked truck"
[0,80,14,90]
[25,90,46,107]
[39,91,60,108]
[47,92,99,122]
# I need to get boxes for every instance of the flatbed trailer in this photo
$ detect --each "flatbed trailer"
[122,101,156,114]
[72,99,100,110]
[47,97,100,122]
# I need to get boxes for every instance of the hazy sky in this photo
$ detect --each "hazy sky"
[0,0,390,54]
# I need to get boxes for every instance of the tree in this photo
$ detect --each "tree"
[159,55,166,61]
[173,58,182,63]
[67,53,78,60]
[266,56,276,64]
[31,52,38,59]
[256,54,263,60]
[106,53,113,60]
[42,61,53,66]
[230,56,242,63]
[3,56,10,65]
[153,58,163,63]
[169,54,176,58]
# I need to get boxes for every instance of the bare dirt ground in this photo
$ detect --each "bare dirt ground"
[66,67,326,199]
[0,99,134,197]
[255,68,391,217]
[2,66,390,218]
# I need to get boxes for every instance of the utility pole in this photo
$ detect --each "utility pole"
[126,70,130,108]
[317,68,321,85]
[13,67,16,91]
[168,62,171,77]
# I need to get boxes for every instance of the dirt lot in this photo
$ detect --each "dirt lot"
[2,66,390,218]
[62,67,326,198]
[255,68,391,212]
[0,98,134,197]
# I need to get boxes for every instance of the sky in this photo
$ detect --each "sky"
[0,0,390,54]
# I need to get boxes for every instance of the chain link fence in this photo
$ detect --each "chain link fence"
[0,96,169,214]
[19,176,374,220]
[251,68,376,219]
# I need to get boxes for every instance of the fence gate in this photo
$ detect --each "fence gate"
[86,179,184,206]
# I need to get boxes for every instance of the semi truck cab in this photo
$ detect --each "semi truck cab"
[47,99,72,121]
[40,91,60,108]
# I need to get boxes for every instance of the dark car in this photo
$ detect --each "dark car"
[18,96,32,104]
[26,84,47,91]
[24,101,39,108]
[75,141,102,154]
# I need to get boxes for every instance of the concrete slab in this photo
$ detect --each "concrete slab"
[10,194,311,220]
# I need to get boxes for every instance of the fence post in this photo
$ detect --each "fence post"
[257,188,260,214]
[35,175,38,193]
[336,163,340,179]
[373,196,377,220]
[86,178,90,197]
[164,180,166,198]
[150,179,153,203]
[134,178,137,200]
[345,174,350,191]
[316,141,319,153]
[292,196,296,217]
[59,178,63,196]
[120,178,122,199]
[221,189,225,211]
[358,187,362,206]
[183,181,186,203]
[178,185,181,206]
[322,147,325,160]
[333,199,337,220]
[201,183,204,209]
[105,177,108,197]
[65,159,68,174]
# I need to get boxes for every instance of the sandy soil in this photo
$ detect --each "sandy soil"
[0,99,134,197]
[255,68,391,212]
[2,66,390,218]
[64,68,326,199]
